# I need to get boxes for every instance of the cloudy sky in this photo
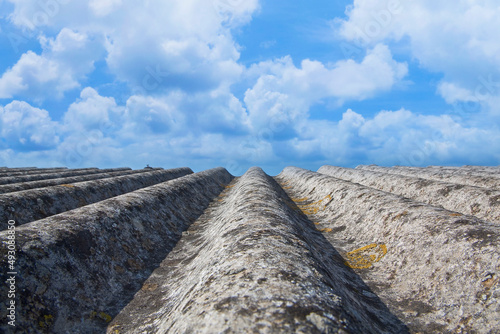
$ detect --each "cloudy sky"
[0,0,499,175]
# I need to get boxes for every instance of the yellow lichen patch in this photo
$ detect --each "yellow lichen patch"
[225,184,236,189]
[91,311,113,323]
[107,325,122,334]
[39,314,54,329]
[301,207,319,215]
[99,312,113,323]
[314,222,321,225]
[60,184,75,188]
[298,195,332,208]
[291,197,309,203]
[296,195,332,215]
[345,243,387,269]
[318,228,333,233]
[450,213,462,217]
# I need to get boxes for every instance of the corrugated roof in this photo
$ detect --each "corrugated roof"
[0,165,498,333]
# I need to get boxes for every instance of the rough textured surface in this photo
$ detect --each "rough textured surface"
[0,167,65,172]
[358,165,500,190]
[0,167,131,185]
[318,165,500,224]
[109,167,407,334]
[426,165,500,176]
[0,167,233,333]
[276,167,500,333]
[0,167,96,178]
[0,168,192,227]
[1,165,499,333]
[0,168,160,194]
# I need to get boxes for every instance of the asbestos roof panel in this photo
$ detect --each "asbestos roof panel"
[0,165,498,333]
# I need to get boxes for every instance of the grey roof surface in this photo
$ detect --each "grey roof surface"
[0,165,498,333]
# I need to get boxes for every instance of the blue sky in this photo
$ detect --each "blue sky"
[0,0,499,175]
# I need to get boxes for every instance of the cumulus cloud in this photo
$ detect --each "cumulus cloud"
[1,0,498,173]
[121,94,184,137]
[244,44,408,136]
[5,0,258,95]
[63,87,123,133]
[0,100,59,150]
[337,0,500,88]
[293,108,500,167]
[101,1,252,94]
[187,90,250,134]
[44,86,252,169]
[0,28,103,100]
[437,82,476,105]
[334,0,500,157]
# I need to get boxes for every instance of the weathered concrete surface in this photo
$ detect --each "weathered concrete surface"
[0,168,233,333]
[0,168,159,194]
[1,164,498,333]
[0,167,131,185]
[276,167,500,333]
[318,165,500,224]
[0,167,63,172]
[426,165,500,176]
[109,167,408,334]
[0,167,97,178]
[358,165,500,190]
[0,168,192,227]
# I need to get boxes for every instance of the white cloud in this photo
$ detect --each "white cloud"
[244,44,407,135]
[337,0,500,89]
[0,51,75,99]
[190,90,250,134]
[101,2,249,93]
[0,28,103,100]
[116,88,250,141]
[1,0,498,173]
[5,0,258,95]
[437,82,476,104]
[247,44,407,101]
[335,0,500,150]
[2,95,498,174]
[0,100,59,150]
[63,87,123,133]
[121,94,185,137]
[89,0,122,17]
[293,107,500,167]
[213,0,260,28]
[50,86,253,169]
